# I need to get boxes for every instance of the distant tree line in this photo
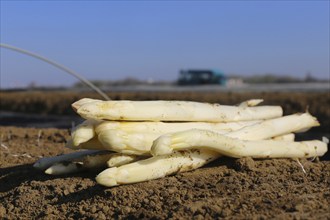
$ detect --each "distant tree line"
[230,73,328,84]
[71,73,328,88]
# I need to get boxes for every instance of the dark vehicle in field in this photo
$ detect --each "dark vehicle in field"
[178,69,226,85]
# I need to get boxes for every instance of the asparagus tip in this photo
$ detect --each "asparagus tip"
[151,135,173,156]
[96,168,119,187]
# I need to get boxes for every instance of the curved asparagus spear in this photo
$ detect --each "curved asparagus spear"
[151,129,328,158]
[74,98,283,122]
[96,149,220,187]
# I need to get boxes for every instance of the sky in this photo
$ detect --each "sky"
[0,1,329,88]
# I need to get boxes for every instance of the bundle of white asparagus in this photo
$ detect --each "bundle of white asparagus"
[34,98,328,187]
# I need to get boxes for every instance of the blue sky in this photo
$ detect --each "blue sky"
[1,1,329,88]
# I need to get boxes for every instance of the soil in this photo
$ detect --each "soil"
[0,126,329,219]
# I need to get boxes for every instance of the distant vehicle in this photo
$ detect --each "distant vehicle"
[177,69,226,85]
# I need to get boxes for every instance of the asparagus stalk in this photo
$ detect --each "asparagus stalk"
[74,98,283,122]
[44,152,146,175]
[96,149,220,187]
[95,120,261,135]
[44,151,112,175]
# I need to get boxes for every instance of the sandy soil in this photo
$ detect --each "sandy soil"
[0,126,329,219]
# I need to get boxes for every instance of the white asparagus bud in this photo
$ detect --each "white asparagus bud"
[96,149,220,187]
[72,98,100,111]
[238,99,263,107]
[151,129,328,158]
[45,161,84,175]
[71,119,97,146]
[74,98,283,122]
[33,150,100,170]
[227,113,319,140]
[107,154,144,167]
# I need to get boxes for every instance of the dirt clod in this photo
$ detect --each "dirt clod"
[234,157,256,171]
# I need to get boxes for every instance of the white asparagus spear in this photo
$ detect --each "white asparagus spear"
[45,161,85,175]
[45,153,145,175]
[95,120,261,135]
[74,99,283,122]
[71,119,97,146]
[33,150,101,170]
[96,149,220,187]
[227,112,319,140]
[44,151,112,175]
[151,129,328,158]
[107,153,145,167]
